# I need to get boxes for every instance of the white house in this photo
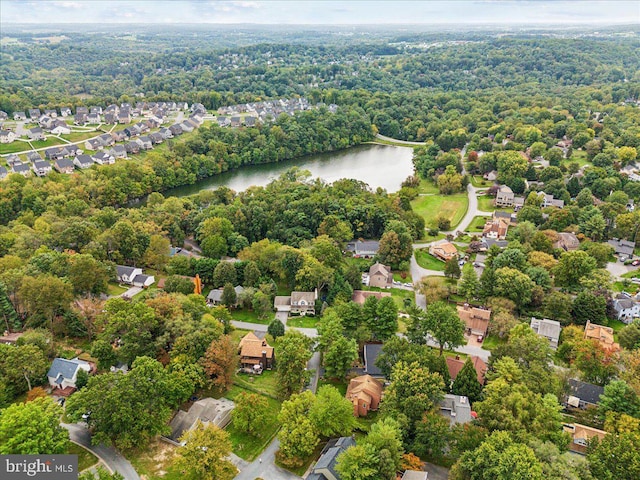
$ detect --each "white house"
[0,130,16,143]
[116,265,155,287]
[51,124,71,135]
[47,357,91,391]
[530,317,562,350]
[613,292,640,324]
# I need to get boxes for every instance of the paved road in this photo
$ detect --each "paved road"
[63,423,140,480]
[233,437,301,480]
[606,260,636,280]
[375,133,426,146]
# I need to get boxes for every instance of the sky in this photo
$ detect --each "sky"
[0,1,638,26]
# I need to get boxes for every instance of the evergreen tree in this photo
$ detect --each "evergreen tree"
[267,318,285,339]
[451,358,484,403]
[458,264,479,301]
[0,281,19,330]
[445,257,461,279]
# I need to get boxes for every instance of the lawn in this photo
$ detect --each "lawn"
[393,271,413,283]
[411,192,468,229]
[414,248,446,271]
[233,370,279,398]
[287,316,319,328]
[471,175,490,188]
[0,140,34,154]
[230,308,270,325]
[106,283,127,296]
[365,285,415,311]
[469,215,490,232]
[317,378,348,396]
[68,442,99,471]
[64,131,100,143]
[416,178,440,195]
[565,150,591,168]
[481,334,506,351]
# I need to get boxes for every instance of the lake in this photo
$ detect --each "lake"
[165,143,415,198]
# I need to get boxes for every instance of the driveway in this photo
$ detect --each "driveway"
[120,286,142,299]
[233,438,301,480]
[606,261,637,280]
[275,310,289,326]
[63,423,140,480]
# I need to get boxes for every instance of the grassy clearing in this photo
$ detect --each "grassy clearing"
[0,141,35,155]
[233,370,279,398]
[287,316,319,328]
[411,192,468,229]
[230,308,270,325]
[126,440,182,480]
[68,442,99,471]
[393,271,413,283]
[414,249,446,271]
[365,285,415,311]
[106,283,127,296]
[469,215,489,232]
[471,175,490,188]
[481,334,506,351]
[416,178,440,195]
[566,150,591,168]
[64,131,100,142]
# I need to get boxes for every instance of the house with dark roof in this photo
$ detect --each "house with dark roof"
[565,379,604,410]
[54,158,75,174]
[47,357,91,391]
[368,262,393,289]
[363,343,383,377]
[27,127,45,141]
[26,150,43,163]
[347,239,380,258]
[206,285,244,306]
[110,145,127,159]
[608,238,635,260]
[74,154,94,169]
[13,111,27,121]
[0,130,16,143]
[92,151,115,165]
[613,291,640,324]
[0,166,7,180]
[307,437,356,480]
[32,160,52,177]
[11,163,31,177]
[115,265,155,287]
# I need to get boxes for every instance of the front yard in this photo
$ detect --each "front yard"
[230,308,270,325]
[414,248,446,271]
[287,316,319,328]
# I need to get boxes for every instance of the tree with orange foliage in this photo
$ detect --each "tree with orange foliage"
[26,387,47,402]
[201,335,237,392]
[400,452,424,471]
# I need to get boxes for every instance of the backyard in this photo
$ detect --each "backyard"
[411,192,468,230]
[414,248,446,271]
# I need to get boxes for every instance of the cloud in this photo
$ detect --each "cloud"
[52,1,84,8]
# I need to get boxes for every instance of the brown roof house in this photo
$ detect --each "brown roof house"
[368,262,393,289]
[352,290,391,305]
[238,331,274,372]
[345,374,383,417]
[554,232,580,252]
[446,355,487,385]
[482,218,509,240]
[584,321,620,352]
[429,241,458,262]
[457,304,491,337]
[562,423,607,455]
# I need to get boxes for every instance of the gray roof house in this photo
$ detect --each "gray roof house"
[0,166,7,180]
[54,158,75,174]
[307,436,356,480]
[530,317,562,350]
[74,154,94,169]
[363,343,384,377]
[110,145,127,159]
[207,285,244,306]
[12,163,31,177]
[565,379,605,410]
[32,160,52,177]
[608,239,635,259]
[115,265,155,287]
[439,394,472,426]
[347,239,380,258]
[47,357,91,391]
[167,397,235,445]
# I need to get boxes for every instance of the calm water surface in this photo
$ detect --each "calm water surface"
[166,144,414,197]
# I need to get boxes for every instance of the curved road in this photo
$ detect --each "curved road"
[63,423,140,480]
[375,133,426,146]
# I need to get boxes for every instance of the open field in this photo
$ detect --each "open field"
[411,192,468,229]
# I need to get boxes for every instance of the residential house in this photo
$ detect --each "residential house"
[44,109,57,118]
[613,292,640,323]
[439,394,473,426]
[584,321,620,352]
[118,111,131,124]
[230,116,242,127]
[206,285,244,306]
[74,154,94,169]
[167,397,235,445]
[149,132,164,144]
[38,116,55,130]
[47,357,92,393]
[115,265,155,287]
[104,112,117,124]
[608,238,635,260]
[562,423,607,455]
[27,127,45,141]
[54,158,75,174]
[65,145,82,157]
[238,331,274,371]
[92,151,115,165]
[51,123,71,135]
[13,111,27,121]
[74,113,88,125]
[554,232,580,252]
[345,375,383,417]
[26,151,43,163]
[60,107,72,117]
[111,130,127,142]
[180,121,194,132]
[492,210,517,226]
[110,145,127,159]
[0,166,7,180]
[307,437,356,480]
[513,196,525,211]
[245,116,257,127]
[540,192,565,209]
[495,185,515,207]
[11,163,31,177]
[458,304,491,338]
[565,379,604,410]
[482,218,509,240]
[445,355,487,385]
[169,124,183,136]
[368,262,393,289]
[351,290,391,305]
[28,108,41,120]
[32,160,52,177]
[158,127,173,139]
[290,290,317,315]
[347,239,380,258]
[98,133,115,147]
[429,241,458,262]
[124,142,140,155]
[217,116,230,127]
[84,138,102,151]
[137,136,153,150]
[0,130,16,143]
[0,111,8,120]
[530,317,562,350]
[363,343,384,377]
[86,112,101,124]
[5,154,20,166]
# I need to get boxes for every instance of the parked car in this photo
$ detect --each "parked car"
[477,335,484,342]
[632,260,640,266]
